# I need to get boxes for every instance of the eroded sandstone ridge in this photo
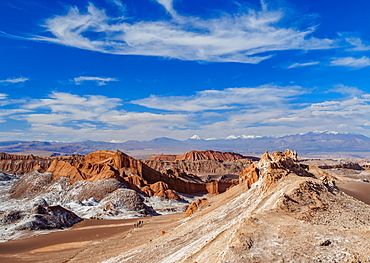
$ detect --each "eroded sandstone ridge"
[0,152,84,175]
[106,150,370,262]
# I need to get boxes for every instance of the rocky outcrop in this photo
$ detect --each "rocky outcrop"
[101,189,155,216]
[1,199,82,232]
[185,198,208,217]
[16,205,82,230]
[239,163,259,190]
[140,181,181,200]
[239,149,312,191]
[0,152,84,175]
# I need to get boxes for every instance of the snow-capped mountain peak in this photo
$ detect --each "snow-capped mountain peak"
[189,134,202,140]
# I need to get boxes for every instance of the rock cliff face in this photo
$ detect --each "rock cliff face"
[107,150,370,262]
[148,150,248,162]
[144,150,250,186]
[144,159,245,180]
[0,152,84,175]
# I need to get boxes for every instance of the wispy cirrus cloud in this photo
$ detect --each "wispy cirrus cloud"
[344,37,370,51]
[21,1,333,64]
[288,61,319,69]
[0,77,29,84]
[132,85,305,111]
[331,56,370,68]
[73,76,118,86]
[327,84,363,97]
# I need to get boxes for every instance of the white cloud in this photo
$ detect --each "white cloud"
[260,95,370,135]
[345,37,370,51]
[132,85,305,111]
[288,61,319,69]
[328,84,363,97]
[4,92,193,141]
[73,76,118,86]
[3,86,370,141]
[155,0,178,18]
[331,56,370,68]
[0,93,7,100]
[0,77,29,83]
[28,2,333,64]
[18,92,122,125]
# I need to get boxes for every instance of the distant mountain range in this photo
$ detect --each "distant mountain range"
[1,131,370,158]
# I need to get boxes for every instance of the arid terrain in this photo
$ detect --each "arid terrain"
[0,149,370,262]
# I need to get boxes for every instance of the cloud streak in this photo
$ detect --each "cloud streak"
[73,76,118,86]
[331,56,370,68]
[0,77,29,84]
[26,2,333,64]
[288,61,319,69]
[345,37,370,51]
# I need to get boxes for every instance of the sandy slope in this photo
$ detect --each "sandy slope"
[0,214,184,263]
[338,181,370,205]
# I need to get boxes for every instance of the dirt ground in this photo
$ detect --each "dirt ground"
[0,213,185,263]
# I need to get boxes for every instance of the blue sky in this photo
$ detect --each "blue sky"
[1,0,370,142]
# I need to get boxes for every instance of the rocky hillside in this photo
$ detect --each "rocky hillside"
[148,150,250,162]
[105,150,370,262]
[144,159,246,181]
[144,150,256,182]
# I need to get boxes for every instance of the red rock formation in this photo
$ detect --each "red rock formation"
[239,163,259,190]
[185,198,208,217]
[9,150,237,200]
[176,150,245,162]
[149,181,181,200]
[0,152,84,175]
[239,150,313,191]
